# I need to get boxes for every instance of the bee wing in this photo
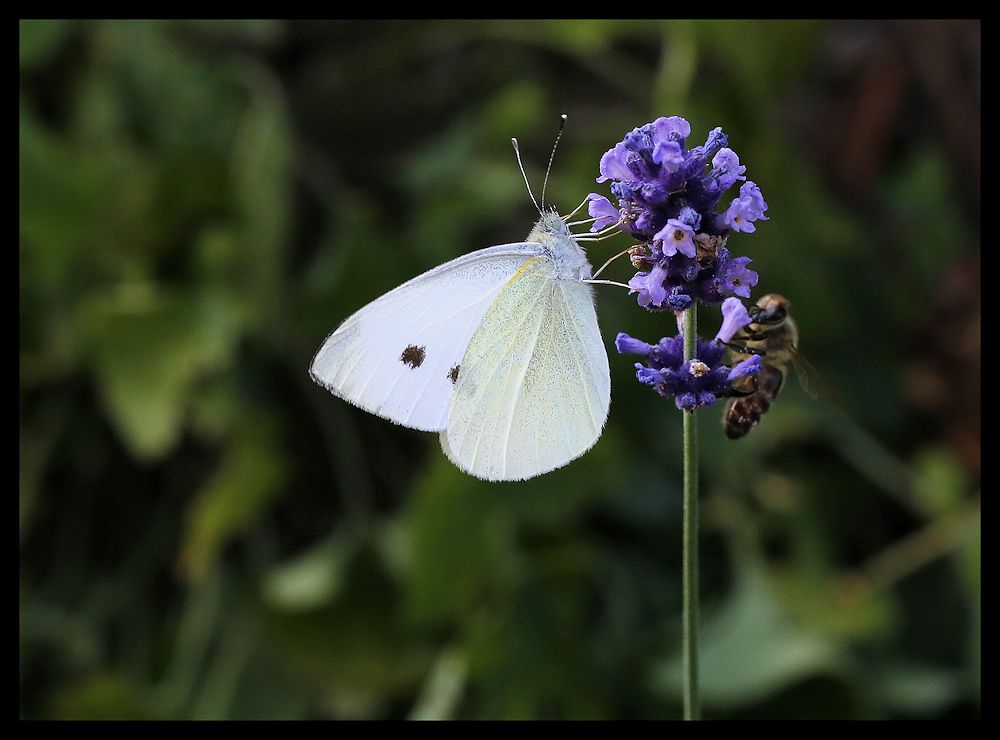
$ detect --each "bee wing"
[790,347,849,414]
[789,348,821,400]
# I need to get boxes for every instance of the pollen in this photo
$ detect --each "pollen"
[688,360,710,377]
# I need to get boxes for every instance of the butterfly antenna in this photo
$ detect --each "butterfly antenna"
[540,114,567,211]
[511,138,542,214]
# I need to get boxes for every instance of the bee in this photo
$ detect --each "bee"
[723,293,800,439]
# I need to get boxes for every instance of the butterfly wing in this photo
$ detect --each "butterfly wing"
[441,257,610,481]
[310,243,545,432]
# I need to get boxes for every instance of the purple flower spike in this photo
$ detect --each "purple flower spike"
[619,302,763,411]
[592,116,768,311]
[715,297,753,344]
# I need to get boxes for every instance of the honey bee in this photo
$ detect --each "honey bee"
[723,293,801,439]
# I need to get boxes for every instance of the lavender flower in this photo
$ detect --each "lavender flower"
[600,118,771,718]
[594,117,768,309]
[615,298,762,411]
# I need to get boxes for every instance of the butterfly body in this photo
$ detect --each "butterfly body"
[526,211,593,281]
[310,212,610,481]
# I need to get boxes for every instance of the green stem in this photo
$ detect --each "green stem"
[682,303,700,720]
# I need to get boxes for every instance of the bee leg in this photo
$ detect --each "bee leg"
[721,341,766,357]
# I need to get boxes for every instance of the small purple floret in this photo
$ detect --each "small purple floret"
[723,181,769,233]
[715,297,753,344]
[728,355,763,382]
[654,219,697,258]
[615,332,652,357]
[586,193,620,231]
[635,364,664,387]
[711,148,747,191]
[652,140,684,172]
[628,264,669,308]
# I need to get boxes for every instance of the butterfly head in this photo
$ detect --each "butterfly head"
[527,209,573,243]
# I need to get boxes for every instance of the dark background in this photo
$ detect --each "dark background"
[20,19,980,719]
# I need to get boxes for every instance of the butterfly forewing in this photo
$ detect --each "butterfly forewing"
[310,243,545,432]
[441,256,610,481]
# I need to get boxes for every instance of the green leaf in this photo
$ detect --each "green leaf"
[262,535,355,612]
[230,60,293,323]
[180,415,286,580]
[82,286,242,460]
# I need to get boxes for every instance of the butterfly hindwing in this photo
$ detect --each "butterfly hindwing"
[310,243,545,432]
[441,256,611,481]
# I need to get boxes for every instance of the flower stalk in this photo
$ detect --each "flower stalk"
[682,303,700,721]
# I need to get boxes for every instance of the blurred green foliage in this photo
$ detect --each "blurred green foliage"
[20,19,979,719]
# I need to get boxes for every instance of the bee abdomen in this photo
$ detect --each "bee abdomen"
[723,365,784,439]
[724,395,772,438]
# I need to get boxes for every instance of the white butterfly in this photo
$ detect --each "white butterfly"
[310,136,612,481]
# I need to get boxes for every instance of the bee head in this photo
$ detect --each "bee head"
[750,293,790,324]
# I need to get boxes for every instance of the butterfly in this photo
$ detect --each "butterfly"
[310,128,612,482]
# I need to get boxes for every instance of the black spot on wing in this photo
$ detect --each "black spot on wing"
[400,344,426,369]
[448,365,460,384]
